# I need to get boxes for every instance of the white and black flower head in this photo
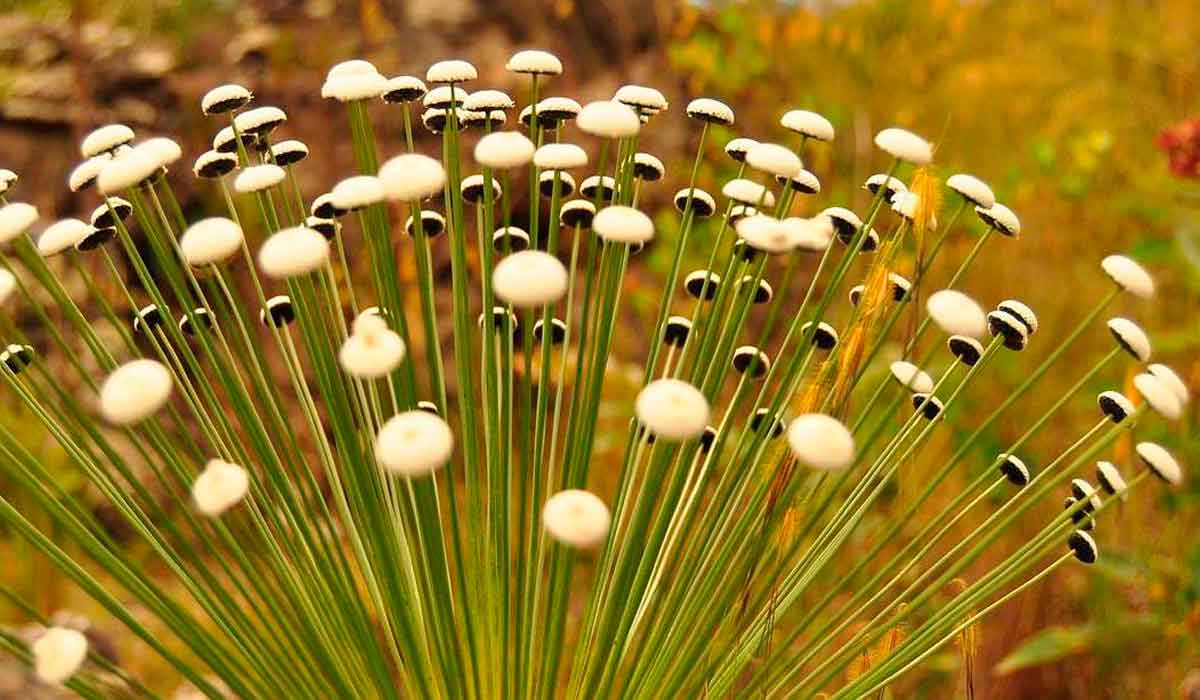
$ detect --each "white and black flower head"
[780,109,834,142]
[1097,390,1135,424]
[201,84,253,115]
[271,140,309,166]
[539,171,576,198]
[778,169,820,194]
[234,106,287,136]
[987,309,1029,351]
[912,393,944,420]
[724,137,758,163]
[684,270,720,300]
[532,318,568,345]
[674,188,715,218]
[506,49,563,75]
[463,89,515,112]
[193,150,238,179]
[426,59,477,84]
[889,360,933,393]
[405,211,445,239]
[997,300,1037,336]
[1095,461,1127,497]
[1068,530,1098,564]
[1100,254,1154,299]
[686,98,734,126]
[311,192,348,220]
[787,414,855,470]
[1146,363,1189,405]
[948,335,985,367]
[213,125,255,154]
[0,343,33,374]
[864,173,907,200]
[614,84,668,113]
[560,199,596,229]
[662,316,692,347]
[722,179,775,208]
[536,97,582,124]
[0,168,16,196]
[632,153,665,182]
[576,101,640,138]
[580,175,616,202]
[234,164,286,194]
[800,321,839,351]
[1136,442,1182,485]
[874,127,933,164]
[382,76,428,104]
[38,219,91,257]
[81,123,135,158]
[1133,372,1182,421]
[69,155,111,192]
[1106,317,1151,362]
[460,174,503,204]
[975,202,1020,237]
[745,142,802,179]
[999,454,1030,486]
[260,295,296,328]
[946,173,996,209]
[424,86,465,110]
[732,346,770,379]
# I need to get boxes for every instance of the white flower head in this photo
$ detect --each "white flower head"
[259,226,330,279]
[201,84,253,115]
[1136,441,1182,486]
[38,219,91,257]
[722,178,775,208]
[375,410,454,476]
[32,627,88,685]
[614,85,668,112]
[506,49,563,75]
[322,70,388,101]
[340,313,407,379]
[234,163,286,193]
[997,300,1037,335]
[1101,254,1154,299]
[69,155,111,192]
[0,268,15,304]
[745,142,803,179]
[1147,363,1189,405]
[686,98,734,125]
[674,188,716,218]
[0,168,16,196]
[786,216,834,252]
[378,154,447,201]
[593,205,654,244]
[181,217,244,266]
[193,459,250,516]
[464,89,515,112]
[213,125,253,154]
[724,137,758,163]
[1106,317,1151,362]
[787,413,855,470]
[976,202,1020,237]
[534,143,588,171]
[1134,372,1182,421]
[543,490,610,549]
[327,59,379,79]
[926,290,987,339]
[0,202,38,243]
[97,148,159,194]
[331,175,385,211]
[234,106,287,135]
[536,96,582,122]
[426,59,477,83]
[493,250,568,307]
[81,123,134,157]
[576,101,640,138]
[134,137,183,169]
[946,173,995,209]
[889,360,934,393]
[780,109,834,142]
[193,150,237,179]
[635,378,709,441]
[737,214,793,254]
[271,139,309,166]
[382,76,428,104]
[100,359,173,425]
[1096,461,1127,496]
[474,131,535,170]
[1098,390,1136,424]
[874,127,933,164]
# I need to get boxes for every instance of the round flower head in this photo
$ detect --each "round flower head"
[38,219,90,257]
[90,198,131,230]
[322,70,388,101]
[1147,363,1189,405]
[506,49,563,75]
[576,101,640,138]
[1134,372,1182,421]
[463,89,515,112]
[737,215,793,255]
[426,59,477,83]
[580,175,616,202]
[341,313,407,379]
[724,137,758,163]
[0,202,38,243]
[821,207,862,242]
[234,106,287,136]
[635,379,709,441]
[460,175,503,203]
[1106,317,1151,362]
[135,137,183,169]
[533,318,568,345]
[331,175,385,211]
[1097,390,1135,424]
[493,227,530,253]
[375,410,454,477]
[976,202,1020,237]
[787,216,834,252]
[378,154,446,201]
[259,226,330,279]
[535,96,582,122]
[865,174,907,197]
[874,127,933,164]
[560,199,596,229]
[722,178,775,208]
[1095,461,1127,496]
[539,171,576,197]
[780,109,834,142]
[686,98,734,125]
[632,153,665,181]
[97,148,159,194]
[81,123,134,157]
[194,150,238,179]
[69,155,110,192]
[773,168,820,195]
[382,76,427,104]
[593,206,654,244]
[327,59,379,79]
[926,290,987,339]
[987,309,1029,351]
[999,454,1030,487]
[745,142,802,179]
[181,217,244,266]
[0,169,16,195]
[787,413,855,470]
[948,335,985,366]
[674,188,716,218]
[271,140,309,166]
[193,459,250,517]
[100,359,173,425]
[213,125,254,154]
[800,321,838,350]
[493,250,568,307]
[912,393,945,420]
[663,316,692,347]
[1136,442,1182,485]
[615,84,669,112]
[543,490,610,549]
[423,87,463,109]
[889,360,934,393]
[946,173,995,209]
[259,295,296,328]
[684,271,721,300]
[0,269,15,304]
[32,627,88,685]
[534,143,588,171]
[403,211,443,238]
[1070,478,1103,511]
[201,84,253,115]
[1068,530,1099,564]
[996,299,1037,335]
[311,193,347,220]
[234,163,286,194]
[0,343,32,374]
[1101,254,1154,299]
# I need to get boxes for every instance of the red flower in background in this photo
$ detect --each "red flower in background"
[1156,118,1200,178]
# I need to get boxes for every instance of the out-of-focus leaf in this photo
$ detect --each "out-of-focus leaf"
[993,624,1097,675]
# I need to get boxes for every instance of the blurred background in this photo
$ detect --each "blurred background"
[1,0,1198,697]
